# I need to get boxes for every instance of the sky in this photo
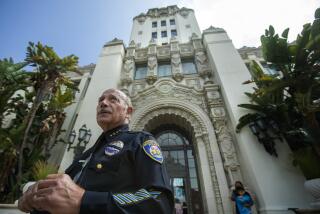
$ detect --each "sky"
[1,0,319,67]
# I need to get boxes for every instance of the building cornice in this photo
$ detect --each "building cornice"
[133,5,194,21]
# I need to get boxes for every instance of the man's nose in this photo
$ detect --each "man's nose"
[100,98,110,107]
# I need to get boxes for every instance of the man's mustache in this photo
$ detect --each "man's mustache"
[98,109,112,114]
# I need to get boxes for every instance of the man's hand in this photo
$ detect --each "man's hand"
[33,174,85,214]
[18,182,39,213]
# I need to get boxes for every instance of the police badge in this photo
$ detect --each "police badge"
[142,140,163,164]
[105,140,124,156]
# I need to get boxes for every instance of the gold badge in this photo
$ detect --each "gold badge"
[96,163,103,169]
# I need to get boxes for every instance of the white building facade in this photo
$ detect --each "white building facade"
[58,5,313,214]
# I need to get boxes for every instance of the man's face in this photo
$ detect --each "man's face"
[96,89,132,131]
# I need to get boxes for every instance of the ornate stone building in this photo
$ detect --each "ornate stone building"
[58,5,313,214]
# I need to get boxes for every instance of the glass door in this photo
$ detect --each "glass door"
[157,131,204,214]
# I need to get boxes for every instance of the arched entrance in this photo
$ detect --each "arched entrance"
[155,128,204,214]
[130,99,231,214]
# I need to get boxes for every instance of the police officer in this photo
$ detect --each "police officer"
[18,88,174,214]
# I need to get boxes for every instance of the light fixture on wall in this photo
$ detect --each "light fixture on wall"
[67,124,92,159]
[248,117,280,157]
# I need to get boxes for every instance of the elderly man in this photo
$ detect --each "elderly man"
[18,88,174,214]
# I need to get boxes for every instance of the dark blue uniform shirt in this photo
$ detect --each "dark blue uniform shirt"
[64,124,173,214]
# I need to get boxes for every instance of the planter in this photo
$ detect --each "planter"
[304,178,320,208]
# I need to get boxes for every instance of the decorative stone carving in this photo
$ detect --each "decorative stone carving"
[121,59,135,92]
[204,84,243,185]
[146,56,157,84]
[203,26,226,34]
[123,59,134,74]
[136,13,146,24]
[191,34,204,52]
[179,43,194,56]
[131,79,205,113]
[157,46,170,59]
[104,38,123,47]
[135,48,148,61]
[211,107,225,117]
[195,51,213,84]
[147,56,157,70]
[179,8,190,18]
[195,51,210,71]
[171,53,183,82]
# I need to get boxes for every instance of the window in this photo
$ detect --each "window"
[152,21,157,28]
[152,32,157,39]
[182,60,197,74]
[161,31,167,38]
[161,20,166,27]
[170,19,175,25]
[185,24,191,29]
[138,31,143,35]
[171,29,177,37]
[134,65,148,80]
[162,43,168,45]
[158,63,171,77]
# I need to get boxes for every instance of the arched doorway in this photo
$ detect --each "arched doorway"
[131,99,231,213]
[155,130,204,214]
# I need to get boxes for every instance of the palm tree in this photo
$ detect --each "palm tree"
[17,42,79,184]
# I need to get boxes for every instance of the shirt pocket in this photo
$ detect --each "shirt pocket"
[88,155,122,174]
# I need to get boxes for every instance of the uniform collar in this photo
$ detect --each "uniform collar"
[103,124,129,138]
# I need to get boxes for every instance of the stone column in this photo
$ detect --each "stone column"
[204,83,243,185]
[146,39,157,85]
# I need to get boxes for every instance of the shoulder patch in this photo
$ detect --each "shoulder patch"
[142,140,163,164]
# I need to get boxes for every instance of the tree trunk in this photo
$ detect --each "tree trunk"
[17,85,50,185]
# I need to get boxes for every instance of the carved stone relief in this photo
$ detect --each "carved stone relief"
[157,46,170,59]
[148,45,157,55]
[132,82,146,95]
[146,56,158,84]
[195,51,210,71]
[171,53,183,82]
[136,14,146,24]
[135,48,148,61]
[192,38,204,52]
[147,56,157,71]
[185,78,201,90]
[179,44,193,56]
[121,59,134,90]
[196,51,213,84]
[179,9,190,18]
[204,85,243,185]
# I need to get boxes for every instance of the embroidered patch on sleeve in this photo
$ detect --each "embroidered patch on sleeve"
[113,189,155,206]
[142,140,163,164]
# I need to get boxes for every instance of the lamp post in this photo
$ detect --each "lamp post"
[67,124,92,159]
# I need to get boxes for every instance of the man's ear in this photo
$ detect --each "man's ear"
[126,106,133,115]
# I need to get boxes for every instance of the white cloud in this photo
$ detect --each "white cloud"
[185,0,320,48]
